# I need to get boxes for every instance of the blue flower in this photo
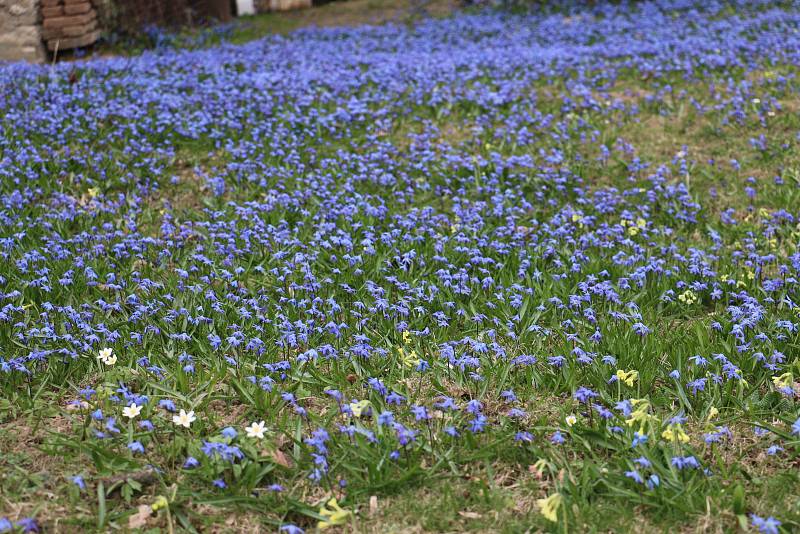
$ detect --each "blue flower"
[71,475,86,490]
[750,515,781,534]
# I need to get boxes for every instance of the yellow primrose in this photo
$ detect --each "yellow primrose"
[349,400,370,417]
[627,226,640,236]
[772,372,793,390]
[402,330,411,344]
[661,423,690,444]
[400,347,420,368]
[616,369,638,387]
[151,495,169,512]
[536,492,563,523]
[532,458,550,474]
[677,290,697,305]
[318,498,352,530]
[636,218,647,228]
[625,399,657,434]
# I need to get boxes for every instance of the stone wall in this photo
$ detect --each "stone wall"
[0,0,46,62]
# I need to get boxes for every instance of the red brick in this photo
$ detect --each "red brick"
[64,0,89,4]
[47,29,99,51]
[40,0,63,6]
[59,21,95,37]
[63,2,92,15]
[41,6,64,17]
[42,11,95,29]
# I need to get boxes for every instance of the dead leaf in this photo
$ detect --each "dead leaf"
[270,448,293,468]
[369,495,378,515]
[128,504,152,529]
[458,511,482,519]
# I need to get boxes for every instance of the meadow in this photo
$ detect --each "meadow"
[1,0,800,532]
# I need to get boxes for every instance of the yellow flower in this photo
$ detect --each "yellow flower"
[123,403,142,419]
[677,290,697,305]
[616,369,639,387]
[661,423,690,444]
[400,347,420,368]
[772,372,793,390]
[531,458,550,474]
[349,400,370,418]
[625,399,656,434]
[565,414,577,427]
[151,495,169,512]
[318,498,352,530]
[636,218,647,229]
[536,492,563,522]
[707,406,719,420]
[627,226,640,236]
[402,330,411,344]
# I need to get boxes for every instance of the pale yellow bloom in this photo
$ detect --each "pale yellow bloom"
[402,330,411,344]
[625,399,657,434]
[400,347,420,368]
[151,495,169,511]
[318,498,352,530]
[677,290,697,305]
[662,423,690,444]
[772,372,793,390]
[349,400,370,418]
[536,493,563,522]
[616,369,639,387]
[565,415,577,427]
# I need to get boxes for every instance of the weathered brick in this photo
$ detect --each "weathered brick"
[42,11,95,29]
[40,0,62,6]
[43,20,95,39]
[63,2,90,14]
[47,28,98,50]
[41,5,64,16]
[63,20,96,36]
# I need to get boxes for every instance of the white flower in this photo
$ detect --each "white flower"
[97,348,117,365]
[245,420,266,439]
[172,409,196,428]
[123,403,142,419]
[565,415,577,427]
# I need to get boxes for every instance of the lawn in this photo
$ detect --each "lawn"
[1,0,800,532]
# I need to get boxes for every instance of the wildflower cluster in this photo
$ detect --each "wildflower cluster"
[1,0,799,530]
